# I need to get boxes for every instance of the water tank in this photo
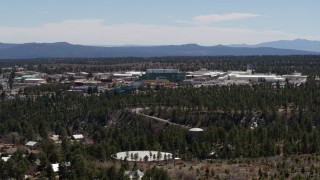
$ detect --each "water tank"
[188,128,204,139]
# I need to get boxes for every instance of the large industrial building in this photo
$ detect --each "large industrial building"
[227,68,286,83]
[137,69,186,83]
[183,66,307,86]
[229,74,286,83]
[186,69,225,79]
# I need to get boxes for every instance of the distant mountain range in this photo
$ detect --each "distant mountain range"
[0,39,319,59]
[230,39,320,52]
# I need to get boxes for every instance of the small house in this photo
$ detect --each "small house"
[51,163,59,172]
[72,134,84,140]
[25,141,39,150]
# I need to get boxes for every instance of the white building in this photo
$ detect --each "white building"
[79,72,89,76]
[1,156,11,162]
[229,74,285,83]
[125,71,145,77]
[113,73,133,78]
[24,78,46,84]
[51,163,59,172]
[186,69,224,79]
[228,70,252,75]
[25,141,38,147]
[72,134,84,140]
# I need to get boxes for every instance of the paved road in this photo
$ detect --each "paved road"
[131,108,189,129]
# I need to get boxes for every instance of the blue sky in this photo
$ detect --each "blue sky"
[0,0,319,45]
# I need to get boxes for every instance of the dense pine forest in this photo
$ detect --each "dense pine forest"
[2,55,320,75]
[1,56,320,179]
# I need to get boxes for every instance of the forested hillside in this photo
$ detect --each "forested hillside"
[1,56,320,178]
[1,78,320,178]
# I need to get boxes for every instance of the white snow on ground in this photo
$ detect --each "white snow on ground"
[114,151,173,162]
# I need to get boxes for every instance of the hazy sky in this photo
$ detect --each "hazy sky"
[0,0,319,45]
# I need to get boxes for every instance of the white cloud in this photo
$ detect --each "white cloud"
[0,19,312,45]
[193,13,260,24]
[175,13,261,25]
